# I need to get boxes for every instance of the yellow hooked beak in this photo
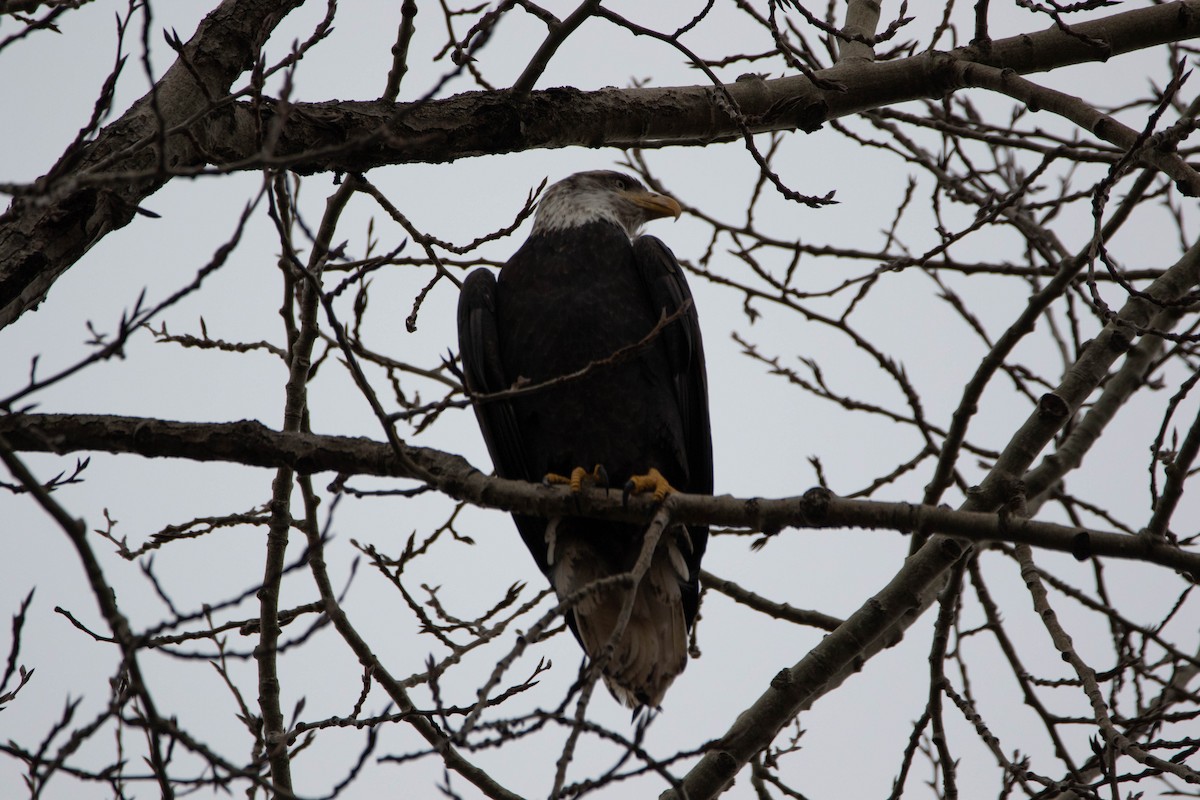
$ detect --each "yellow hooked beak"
[624,190,683,221]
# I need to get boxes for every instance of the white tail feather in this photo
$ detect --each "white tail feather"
[549,527,690,708]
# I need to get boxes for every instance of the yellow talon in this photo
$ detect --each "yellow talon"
[544,464,608,492]
[623,467,674,503]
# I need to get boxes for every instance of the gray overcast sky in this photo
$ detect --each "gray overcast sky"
[2,2,1197,798]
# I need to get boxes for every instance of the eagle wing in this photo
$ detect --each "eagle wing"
[458,236,713,708]
[632,235,713,497]
[457,268,532,483]
[457,268,558,575]
[631,235,713,629]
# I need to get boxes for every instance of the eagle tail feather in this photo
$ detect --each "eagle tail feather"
[551,530,690,709]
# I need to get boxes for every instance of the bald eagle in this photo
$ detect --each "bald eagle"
[457,170,713,709]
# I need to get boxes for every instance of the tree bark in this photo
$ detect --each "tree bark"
[0,0,303,330]
[3,413,1196,575]
[2,1,1198,330]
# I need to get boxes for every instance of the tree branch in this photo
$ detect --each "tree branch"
[662,232,1200,800]
[1,412,1196,576]
[199,1,1200,174]
[3,1,1198,333]
[0,0,304,330]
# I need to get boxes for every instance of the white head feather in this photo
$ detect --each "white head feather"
[531,170,681,238]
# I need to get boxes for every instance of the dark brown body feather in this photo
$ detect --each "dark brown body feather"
[458,203,711,708]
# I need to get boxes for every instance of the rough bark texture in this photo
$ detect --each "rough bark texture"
[661,235,1200,800]
[2,2,1198,331]
[4,413,1197,577]
[0,0,302,329]
[213,2,1200,174]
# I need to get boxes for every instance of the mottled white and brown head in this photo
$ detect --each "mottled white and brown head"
[531,170,682,238]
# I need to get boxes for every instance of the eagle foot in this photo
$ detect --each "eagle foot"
[544,464,609,493]
[623,467,674,506]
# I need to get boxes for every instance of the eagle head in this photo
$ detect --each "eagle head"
[531,170,682,238]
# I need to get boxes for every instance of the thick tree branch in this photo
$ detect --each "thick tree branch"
[0,0,303,330]
[3,2,1198,335]
[839,0,884,63]
[1,413,1196,575]
[664,235,1200,800]
[205,1,1200,173]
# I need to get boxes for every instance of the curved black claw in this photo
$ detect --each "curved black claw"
[545,465,608,511]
